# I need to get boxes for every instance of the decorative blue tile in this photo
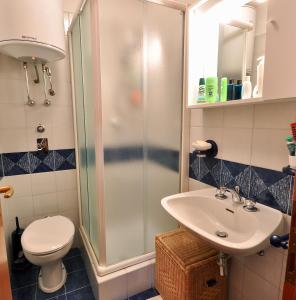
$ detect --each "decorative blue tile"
[29,151,55,173]
[249,166,292,213]
[189,153,199,180]
[65,269,90,293]
[199,157,221,188]
[36,285,65,300]
[104,146,143,163]
[127,288,159,300]
[0,154,3,178]
[2,152,30,176]
[64,255,85,274]
[54,149,76,171]
[10,267,39,290]
[12,284,36,300]
[66,285,95,300]
[220,160,251,197]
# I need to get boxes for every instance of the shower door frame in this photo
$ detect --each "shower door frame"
[68,0,190,276]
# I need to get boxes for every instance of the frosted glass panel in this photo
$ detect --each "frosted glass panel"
[99,0,145,265]
[71,18,90,237]
[144,2,183,252]
[80,1,100,258]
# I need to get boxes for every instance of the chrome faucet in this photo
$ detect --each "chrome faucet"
[215,186,258,212]
[215,186,244,204]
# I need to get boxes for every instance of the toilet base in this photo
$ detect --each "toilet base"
[38,261,67,293]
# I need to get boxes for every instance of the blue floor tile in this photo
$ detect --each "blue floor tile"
[64,255,85,273]
[64,248,81,259]
[127,288,159,300]
[11,248,94,300]
[66,286,95,300]
[35,285,65,300]
[65,269,90,293]
[10,267,39,290]
[12,284,36,300]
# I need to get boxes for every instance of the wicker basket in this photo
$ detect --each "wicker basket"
[155,229,227,300]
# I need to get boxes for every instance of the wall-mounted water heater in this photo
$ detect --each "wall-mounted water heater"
[0,0,65,63]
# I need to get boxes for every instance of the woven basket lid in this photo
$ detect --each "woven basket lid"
[156,229,218,268]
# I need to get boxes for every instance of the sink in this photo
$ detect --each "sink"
[161,188,284,256]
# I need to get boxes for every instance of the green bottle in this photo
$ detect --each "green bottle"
[197,78,206,103]
[220,77,228,102]
[206,77,218,103]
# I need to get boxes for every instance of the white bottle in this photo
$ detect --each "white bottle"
[253,56,265,98]
[242,76,252,99]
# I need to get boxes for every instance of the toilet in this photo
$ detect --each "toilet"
[21,215,75,293]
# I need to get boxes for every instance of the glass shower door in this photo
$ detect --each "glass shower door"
[143,2,183,252]
[71,1,100,258]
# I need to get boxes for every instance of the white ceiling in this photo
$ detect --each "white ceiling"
[63,0,82,13]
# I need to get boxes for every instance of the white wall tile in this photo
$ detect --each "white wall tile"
[223,106,254,129]
[243,247,283,288]
[57,189,78,212]
[191,109,224,128]
[33,192,59,216]
[0,174,32,197]
[242,268,279,300]
[0,104,26,129]
[31,172,56,195]
[221,128,252,164]
[6,195,34,222]
[0,129,29,153]
[254,102,296,129]
[251,128,290,171]
[0,79,26,104]
[0,54,23,80]
[55,170,77,191]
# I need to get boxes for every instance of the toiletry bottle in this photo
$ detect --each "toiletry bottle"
[242,76,252,99]
[220,77,228,102]
[206,77,218,103]
[234,80,242,100]
[286,135,296,156]
[227,79,234,101]
[253,56,265,98]
[197,78,206,103]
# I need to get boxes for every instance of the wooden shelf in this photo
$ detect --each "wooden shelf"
[187,96,296,109]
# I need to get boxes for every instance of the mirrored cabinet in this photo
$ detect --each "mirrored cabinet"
[186,0,296,109]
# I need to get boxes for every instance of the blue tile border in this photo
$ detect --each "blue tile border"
[0,149,76,177]
[189,153,293,214]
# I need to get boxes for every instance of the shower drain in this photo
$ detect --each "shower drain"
[215,231,228,238]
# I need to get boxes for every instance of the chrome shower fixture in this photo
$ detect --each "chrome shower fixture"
[42,64,51,106]
[23,62,35,106]
[45,66,55,96]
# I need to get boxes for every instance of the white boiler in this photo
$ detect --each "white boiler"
[0,0,65,63]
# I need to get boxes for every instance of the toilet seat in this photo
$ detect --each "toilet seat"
[21,216,75,256]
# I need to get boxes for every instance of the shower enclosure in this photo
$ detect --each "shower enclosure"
[70,0,184,274]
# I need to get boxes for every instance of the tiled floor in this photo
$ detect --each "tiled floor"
[11,248,95,300]
[125,288,159,300]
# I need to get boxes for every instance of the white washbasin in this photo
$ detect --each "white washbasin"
[161,188,284,256]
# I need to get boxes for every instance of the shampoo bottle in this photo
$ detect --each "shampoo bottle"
[234,80,242,100]
[253,56,265,98]
[227,79,234,100]
[206,77,218,103]
[242,76,252,99]
[220,77,228,102]
[197,78,206,103]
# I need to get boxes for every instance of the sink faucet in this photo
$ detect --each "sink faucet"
[215,186,244,204]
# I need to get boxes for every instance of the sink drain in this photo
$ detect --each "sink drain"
[215,231,228,238]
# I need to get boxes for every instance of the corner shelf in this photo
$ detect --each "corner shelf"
[187,96,296,109]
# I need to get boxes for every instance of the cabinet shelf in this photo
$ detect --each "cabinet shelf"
[187,96,295,109]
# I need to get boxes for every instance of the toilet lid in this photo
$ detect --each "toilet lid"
[21,216,75,255]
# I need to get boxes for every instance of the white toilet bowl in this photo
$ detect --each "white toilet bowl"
[21,215,75,293]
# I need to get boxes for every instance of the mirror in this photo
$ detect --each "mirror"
[217,2,268,91]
